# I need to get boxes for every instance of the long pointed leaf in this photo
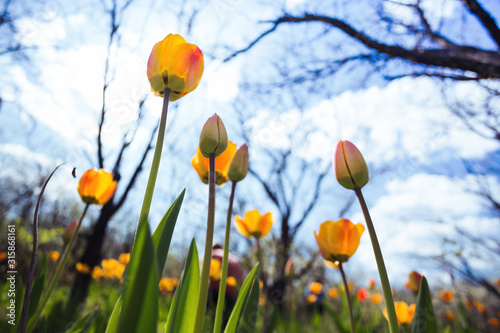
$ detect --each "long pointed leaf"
[224,264,259,333]
[117,218,158,333]
[412,276,438,333]
[28,254,47,319]
[152,189,185,278]
[165,239,200,333]
[104,296,122,333]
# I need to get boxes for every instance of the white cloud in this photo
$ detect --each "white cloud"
[205,60,240,102]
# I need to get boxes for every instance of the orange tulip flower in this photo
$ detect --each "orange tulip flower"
[383,301,415,325]
[370,293,383,305]
[192,141,237,186]
[488,318,500,328]
[443,310,456,322]
[91,266,104,280]
[119,253,130,265]
[76,262,91,274]
[328,287,339,299]
[209,258,222,281]
[49,251,60,262]
[438,290,455,303]
[408,270,422,294]
[314,219,365,263]
[77,169,117,205]
[308,282,323,295]
[147,34,204,101]
[0,252,6,261]
[234,209,273,239]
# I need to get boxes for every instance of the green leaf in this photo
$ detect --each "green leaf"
[411,276,438,333]
[117,217,158,333]
[10,277,25,333]
[28,254,47,319]
[104,296,122,333]
[224,264,260,333]
[165,239,200,333]
[152,189,185,278]
[65,309,98,333]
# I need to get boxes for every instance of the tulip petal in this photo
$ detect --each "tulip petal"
[234,215,251,237]
[259,212,273,237]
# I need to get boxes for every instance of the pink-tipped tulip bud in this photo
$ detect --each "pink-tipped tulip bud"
[228,144,248,182]
[62,220,79,244]
[409,270,423,294]
[284,257,295,279]
[199,114,228,158]
[334,140,369,190]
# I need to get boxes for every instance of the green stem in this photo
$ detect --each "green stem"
[339,263,356,333]
[138,89,171,226]
[213,181,237,333]
[27,204,90,333]
[194,153,216,333]
[354,188,398,333]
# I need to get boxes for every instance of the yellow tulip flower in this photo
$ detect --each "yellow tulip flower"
[192,141,237,186]
[314,219,365,263]
[383,301,416,325]
[77,169,117,205]
[234,209,273,239]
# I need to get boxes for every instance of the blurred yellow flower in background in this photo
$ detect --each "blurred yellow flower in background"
[159,277,178,295]
[209,259,222,281]
[235,210,273,239]
[306,294,318,304]
[227,276,237,287]
[119,253,130,265]
[328,287,339,299]
[192,141,237,185]
[91,266,104,280]
[370,293,383,305]
[443,310,456,322]
[314,219,364,263]
[102,258,125,280]
[49,251,60,262]
[308,282,323,295]
[77,169,117,205]
[76,262,91,274]
[147,33,204,101]
[383,302,415,325]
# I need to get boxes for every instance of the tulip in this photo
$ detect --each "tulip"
[357,288,369,301]
[234,209,273,239]
[209,258,222,281]
[259,294,267,306]
[91,266,104,280]
[306,294,318,304]
[209,248,244,299]
[192,141,237,186]
[314,218,365,263]
[284,258,295,279]
[328,287,339,299]
[119,253,130,265]
[76,262,91,274]
[383,301,416,325]
[77,169,117,205]
[199,114,228,158]
[368,278,376,289]
[147,34,204,101]
[408,271,422,294]
[62,220,78,244]
[226,276,237,287]
[49,251,60,262]
[443,310,455,322]
[333,140,369,190]
[438,289,455,303]
[308,282,323,295]
[488,318,500,328]
[228,144,248,182]
[0,252,6,261]
[370,293,383,305]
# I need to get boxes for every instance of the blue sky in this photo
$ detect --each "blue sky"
[1,0,499,286]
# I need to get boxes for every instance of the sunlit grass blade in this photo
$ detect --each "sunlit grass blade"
[224,263,259,333]
[104,296,122,333]
[10,278,25,333]
[165,238,200,333]
[152,189,185,277]
[411,276,438,333]
[27,254,47,320]
[117,217,158,333]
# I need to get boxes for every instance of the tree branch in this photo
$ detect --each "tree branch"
[462,0,500,49]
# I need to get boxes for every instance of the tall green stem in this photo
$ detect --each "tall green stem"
[354,188,398,333]
[27,204,89,333]
[338,263,356,333]
[213,181,237,333]
[194,154,216,333]
[138,89,171,225]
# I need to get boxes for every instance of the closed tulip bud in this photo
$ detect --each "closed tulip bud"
[333,140,369,190]
[284,257,295,279]
[228,144,248,182]
[62,220,79,244]
[199,114,228,158]
[408,271,423,294]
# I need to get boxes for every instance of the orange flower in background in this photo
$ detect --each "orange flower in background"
[383,302,415,325]
[328,287,339,299]
[444,310,456,322]
[370,293,383,305]
[91,266,104,280]
[192,141,237,185]
[76,262,91,274]
[49,251,60,262]
[235,209,273,239]
[119,253,130,265]
[488,318,500,328]
[209,258,222,281]
[147,33,204,101]
[308,282,323,295]
[357,288,369,301]
[341,281,355,293]
[259,294,267,306]
[306,294,318,304]
[78,169,117,205]
[408,271,423,294]
[368,278,376,289]
[159,277,178,295]
[314,219,365,263]
[438,290,455,303]
[102,258,126,280]
[0,252,6,261]
[466,299,487,315]
[227,276,237,287]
